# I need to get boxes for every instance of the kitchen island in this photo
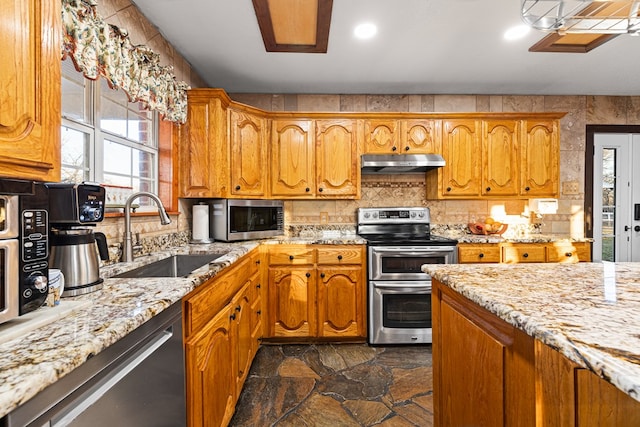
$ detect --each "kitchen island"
[424,262,640,426]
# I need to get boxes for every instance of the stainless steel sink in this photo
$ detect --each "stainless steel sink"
[114,254,225,278]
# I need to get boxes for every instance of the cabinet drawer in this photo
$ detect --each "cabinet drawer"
[269,245,315,264]
[502,245,546,263]
[317,246,364,264]
[546,242,591,263]
[458,245,501,263]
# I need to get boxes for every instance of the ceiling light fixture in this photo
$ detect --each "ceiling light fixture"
[521,0,640,34]
[354,22,377,39]
[504,24,531,40]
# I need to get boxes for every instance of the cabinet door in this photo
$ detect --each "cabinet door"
[185,304,234,427]
[249,252,264,354]
[180,91,228,197]
[229,109,267,197]
[441,119,482,197]
[482,120,519,197]
[521,120,559,197]
[401,119,440,154]
[0,0,61,181]
[268,266,316,337]
[271,119,315,197]
[232,282,253,397]
[315,119,360,198]
[363,119,399,153]
[433,281,535,427]
[317,266,365,338]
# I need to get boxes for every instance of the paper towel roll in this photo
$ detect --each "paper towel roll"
[192,204,211,242]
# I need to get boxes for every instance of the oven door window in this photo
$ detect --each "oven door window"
[382,293,432,329]
[229,207,279,232]
[0,247,5,312]
[381,255,447,275]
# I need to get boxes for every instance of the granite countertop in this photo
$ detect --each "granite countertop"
[446,232,592,244]
[0,236,364,418]
[423,262,640,403]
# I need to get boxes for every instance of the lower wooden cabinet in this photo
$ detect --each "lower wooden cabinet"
[183,248,263,427]
[266,244,366,340]
[433,278,640,427]
[458,241,591,264]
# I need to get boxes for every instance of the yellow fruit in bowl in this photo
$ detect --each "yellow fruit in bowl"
[485,217,495,225]
[484,223,494,233]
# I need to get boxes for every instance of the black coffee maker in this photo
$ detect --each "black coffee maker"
[46,182,109,296]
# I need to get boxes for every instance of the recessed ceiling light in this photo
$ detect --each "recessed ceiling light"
[354,23,377,40]
[504,24,530,41]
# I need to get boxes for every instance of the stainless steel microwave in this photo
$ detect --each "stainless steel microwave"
[211,199,284,241]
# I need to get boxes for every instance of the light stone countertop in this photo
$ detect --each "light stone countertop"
[0,237,364,419]
[423,262,640,403]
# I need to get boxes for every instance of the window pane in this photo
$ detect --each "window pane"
[132,149,154,179]
[61,58,89,123]
[101,96,129,138]
[61,126,90,183]
[104,140,132,175]
[129,109,153,145]
[601,148,615,262]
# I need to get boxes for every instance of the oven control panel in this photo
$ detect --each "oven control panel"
[358,207,430,224]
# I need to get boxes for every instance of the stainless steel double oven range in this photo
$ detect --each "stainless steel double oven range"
[357,207,457,345]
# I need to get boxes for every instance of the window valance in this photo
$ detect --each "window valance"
[61,0,190,124]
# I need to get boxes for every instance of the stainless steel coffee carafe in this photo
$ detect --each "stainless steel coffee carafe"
[49,228,109,296]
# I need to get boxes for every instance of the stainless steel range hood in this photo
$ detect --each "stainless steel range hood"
[361,154,446,174]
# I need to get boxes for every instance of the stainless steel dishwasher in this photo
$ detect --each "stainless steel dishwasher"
[1,302,185,427]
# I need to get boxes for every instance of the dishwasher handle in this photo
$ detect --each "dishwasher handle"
[51,326,173,426]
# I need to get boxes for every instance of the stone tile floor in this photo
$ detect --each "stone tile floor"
[230,344,434,426]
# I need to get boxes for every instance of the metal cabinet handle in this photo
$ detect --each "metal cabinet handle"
[289,255,294,260]
[337,255,343,260]
[446,187,452,192]
[230,313,236,320]
[479,253,485,258]
[256,260,260,265]
[486,187,491,192]
[525,186,530,191]
[636,226,640,232]
[392,146,397,151]
[257,310,261,315]
[256,283,261,289]
[565,252,573,257]
[320,273,325,278]
[404,146,410,151]
[305,187,310,192]
[235,185,241,190]
[306,272,311,278]
[235,305,241,312]
[523,253,529,258]
[318,188,323,192]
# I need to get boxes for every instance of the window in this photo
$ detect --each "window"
[61,57,159,207]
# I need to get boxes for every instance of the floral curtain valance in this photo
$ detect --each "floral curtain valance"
[61,0,190,124]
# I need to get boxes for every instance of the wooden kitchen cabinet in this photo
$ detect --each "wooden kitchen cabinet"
[432,278,536,426]
[520,120,560,198]
[179,89,231,198]
[363,119,399,153]
[229,108,268,197]
[270,118,360,199]
[183,248,262,427]
[458,242,591,264]
[184,303,235,427]
[457,243,501,263]
[535,341,640,427]
[427,119,482,198]
[401,119,440,154]
[316,246,366,338]
[270,119,316,197]
[0,0,61,182]
[482,120,519,197]
[315,119,360,198]
[266,244,366,340]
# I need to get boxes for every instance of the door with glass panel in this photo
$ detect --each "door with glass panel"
[592,133,640,262]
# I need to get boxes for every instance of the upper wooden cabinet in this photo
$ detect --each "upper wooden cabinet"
[427,119,482,198]
[229,109,268,197]
[270,119,315,198]
[482,120,519,197]
[0,0,61,181]
[178,90,230,198]
[427,114,563,200]
[270,118,360,199]
[315,119,360,198]
[521,120,560,198]
[363,119,439,154]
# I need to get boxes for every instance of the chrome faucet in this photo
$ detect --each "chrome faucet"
[123,192,171,262]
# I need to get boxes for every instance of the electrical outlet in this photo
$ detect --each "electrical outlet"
[320,212,329,224]
[563,180,580,195]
